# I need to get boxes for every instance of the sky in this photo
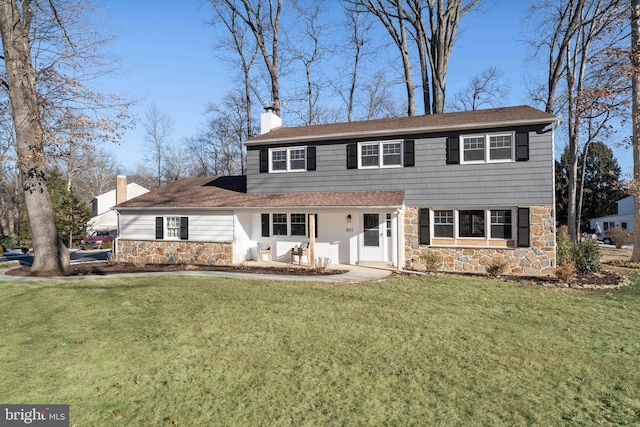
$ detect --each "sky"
[97,0,632,175]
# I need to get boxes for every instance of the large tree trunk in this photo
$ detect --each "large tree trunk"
[0,0,69,275]
[631,0,640,261]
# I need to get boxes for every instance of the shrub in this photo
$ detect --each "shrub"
[556,262,576,282]
[101,241,112,250]
[605,227,633,248]
[419,250,443,273]
[485,260,507,278]
[556,231,574,266]
[574,237,602,274]
[555,229,602,276]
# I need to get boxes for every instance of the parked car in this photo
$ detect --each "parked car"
[596,232,613,245]
[80,229,117,250]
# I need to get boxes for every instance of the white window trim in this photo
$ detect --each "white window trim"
[268,213,309,237]
[459,132,515,164]
[269,147,307,173]
[358,140,404,169]
[165,216,181,241]
[430,208,516,244]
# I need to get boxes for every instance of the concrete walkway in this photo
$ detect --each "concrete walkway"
[0,262,393,284]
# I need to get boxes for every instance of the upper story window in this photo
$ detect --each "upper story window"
[460,132,515,164]
[359,140,403,168]
[270,147,306,172]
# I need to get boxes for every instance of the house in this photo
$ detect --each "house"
[88,175,149,232]
[114,105,558,275]
[589,196,634,233]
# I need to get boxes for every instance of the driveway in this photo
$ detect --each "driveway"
[0,249,111,266]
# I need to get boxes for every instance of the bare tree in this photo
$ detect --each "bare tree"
[287,0,328,125]
[350,0,482,116]
[0,0,70,274]
[143,103,173,185]
[186,91,254,177]
[420,0,482,114]
[208,0,283,115]
[349,0,416,116]
[337,0,374,121]
[363,70,403,119]
[450,66,509,111]
[528,0,628,242]
[632,0,640,261]
[207,1,258,140]
[163,144,189,183]
[74,147,120,204]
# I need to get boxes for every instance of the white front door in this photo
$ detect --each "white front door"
[361,213,384,261]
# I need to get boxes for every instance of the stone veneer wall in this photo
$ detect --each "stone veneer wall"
[117,240,234,266]
[404,206,556,276]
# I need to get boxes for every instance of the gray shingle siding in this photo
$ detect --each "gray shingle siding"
[246,126,553,207]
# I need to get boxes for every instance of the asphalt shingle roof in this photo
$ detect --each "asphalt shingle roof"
[245,105,558,145]
[116,176,405,209]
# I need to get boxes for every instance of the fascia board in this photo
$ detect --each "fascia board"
[243,117,560,146]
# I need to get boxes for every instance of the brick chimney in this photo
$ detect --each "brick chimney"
[260,106,282,135]
[116,175,127,205]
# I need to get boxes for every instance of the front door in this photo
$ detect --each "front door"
[361,213,384,261]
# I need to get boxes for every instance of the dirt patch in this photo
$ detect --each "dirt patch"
[5,262,343,277]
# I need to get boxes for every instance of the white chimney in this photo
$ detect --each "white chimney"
[260,106,282,135]
[116,175,127,205]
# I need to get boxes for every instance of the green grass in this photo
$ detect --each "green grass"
[1,274,639,426]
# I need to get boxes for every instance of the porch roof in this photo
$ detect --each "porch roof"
[115,176,405,210]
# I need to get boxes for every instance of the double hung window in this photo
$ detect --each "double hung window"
[433,210,454,238]
[359,141,403,168]
[270,147,306,172]
[461,132,514,163]
[290,214,307,236]
[272,214,288,236]
[166,216,181,239]
[490,210,512,239]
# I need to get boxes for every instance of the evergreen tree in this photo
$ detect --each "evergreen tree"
[47,169,92,248]
[556,142,625,231]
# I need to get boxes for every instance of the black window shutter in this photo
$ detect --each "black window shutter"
[155,217,164,240]
[259,149,268,173]
[261,213,270,237]
[180,217,189,240]
[404,139,415,167]
[446,136,459,164]
[518,207,530,247]
[346,144,357,169]
[419,208,430,245]
[307,146,316,171]
[516,131,529,161]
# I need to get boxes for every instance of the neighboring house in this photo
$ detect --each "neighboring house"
[88,176,149,232]
[115,105,558,275]
[589,196,634,233]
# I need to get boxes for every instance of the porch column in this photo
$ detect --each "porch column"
[397,208,405,270]
[309,213,316,268]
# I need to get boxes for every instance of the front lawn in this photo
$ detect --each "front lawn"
[1,274,639,426]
